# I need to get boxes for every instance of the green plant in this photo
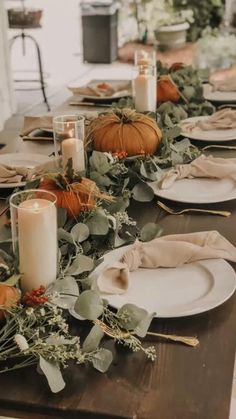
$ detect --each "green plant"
[173,0,225,41]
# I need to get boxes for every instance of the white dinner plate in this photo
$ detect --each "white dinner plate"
[0,153,51,188]
[90,245,236,318]
[203,83,236,103]
[180,116,236,142]
[68,79,131,101]
[149,176,236,204]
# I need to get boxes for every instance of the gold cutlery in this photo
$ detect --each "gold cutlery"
[157,200,231,217]
[69,101,112,107]
[203,145,236,151]
[95,319,199,347]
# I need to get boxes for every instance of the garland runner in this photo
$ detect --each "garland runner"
[0,63,211,392]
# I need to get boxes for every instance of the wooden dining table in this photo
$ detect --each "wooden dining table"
[0,99,236,419]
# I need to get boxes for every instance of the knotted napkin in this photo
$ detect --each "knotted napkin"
[212,78,236,92]
[159,154,236,189]
[0,159,59,184]
[180,108,236,132]
[96,231,236,294]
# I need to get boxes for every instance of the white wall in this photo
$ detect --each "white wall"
[0,2,15,131]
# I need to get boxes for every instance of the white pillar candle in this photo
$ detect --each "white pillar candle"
[61,137,85,172]
[134,74,157,112]
[18,198,57,292]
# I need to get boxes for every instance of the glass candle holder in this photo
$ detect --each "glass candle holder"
[53,114,86,173]
[10,189,58,292]
[132,64,157,113]
[134,49,156,68]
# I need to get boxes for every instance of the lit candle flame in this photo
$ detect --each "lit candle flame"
[33,202,40,210]
[68,129,74,138]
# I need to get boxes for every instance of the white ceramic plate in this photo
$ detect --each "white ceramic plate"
[149,176,236,204]
[0,153,51,188]
[68,79,131,101]
[203,83,236,103]
[90,245,236,318]
[180,116,236,142]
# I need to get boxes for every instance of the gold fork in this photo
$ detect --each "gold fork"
[203,145,236,151]
[95,319,199,347]
[157,201,231,217]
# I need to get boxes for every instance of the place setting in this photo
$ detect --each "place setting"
[68,79,132,107]
[203,77,236,104]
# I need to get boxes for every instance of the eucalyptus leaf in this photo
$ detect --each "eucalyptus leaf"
[90,151,110,175]
[3,274,21,287]
[74,290,104,320]
[108,197,129,214]
[114,233,126,248]
[66,254,94,276]
[71,223,90,243]
[134,312,156,338]
[58,228,74,244]
[48,276,79,309]
[24,178,40,190]
[117,304,149,330]
[0,225,12,243]
[82,324,104,352]
[132,182,154,202]
[86,210,109,235]
[39,356,65,393]
[57,208,67,228]
[91,348,113,373]
[90,171,113,187]
[140,223,163,242]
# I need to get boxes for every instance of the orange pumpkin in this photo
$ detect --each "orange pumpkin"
[0,284,20,322]
[157,75,180,104]
[86,108,162,157]
[39,177,97,218]
[170,62,185,71]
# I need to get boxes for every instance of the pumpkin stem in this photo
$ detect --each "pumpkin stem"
[113,108,138,123]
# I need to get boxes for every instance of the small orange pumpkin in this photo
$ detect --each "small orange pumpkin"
[86,108,162,157]
[157,75,180,104]
[170,62,185,71]
[0,284,20,322]
[39,177,97,218]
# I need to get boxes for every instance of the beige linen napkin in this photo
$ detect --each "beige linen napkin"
[96,231,236,294]
[21,116,53,137]
[21,113,99,141]
[212,78,236,92]
[159,154,236,189]
[71,81,131,98]
[181,109,236,133]
[0,159,59,184]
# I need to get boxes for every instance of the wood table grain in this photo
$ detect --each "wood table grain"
[1,102,236,419]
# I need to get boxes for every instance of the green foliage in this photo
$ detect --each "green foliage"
[173,0,225,41]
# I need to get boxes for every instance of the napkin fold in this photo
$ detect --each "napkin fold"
[212,78,236,92]
[21,116,53,137]
[159,154,236,189]
[20,112,99,141]
[181,109,236,132]
[0,159,59,184]
[96,231,236,294]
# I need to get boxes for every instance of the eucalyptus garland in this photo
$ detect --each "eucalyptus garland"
[0,63,209,391]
